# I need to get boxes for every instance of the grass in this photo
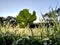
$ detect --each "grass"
[0,22,60,45]
[0,9,60,45]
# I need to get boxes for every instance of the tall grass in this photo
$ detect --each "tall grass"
[0,10,60,45]
[0,22,60,45]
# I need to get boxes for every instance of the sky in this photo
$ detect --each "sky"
[0,0,60,22]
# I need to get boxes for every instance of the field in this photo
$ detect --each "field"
[0,8,60,45]
[0,22,60,45]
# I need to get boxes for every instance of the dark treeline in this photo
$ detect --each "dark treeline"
[0,16,17,27]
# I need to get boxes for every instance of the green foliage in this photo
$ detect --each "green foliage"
[16,9,37,28]
[0,34,14,45]
[16,37,41,45]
